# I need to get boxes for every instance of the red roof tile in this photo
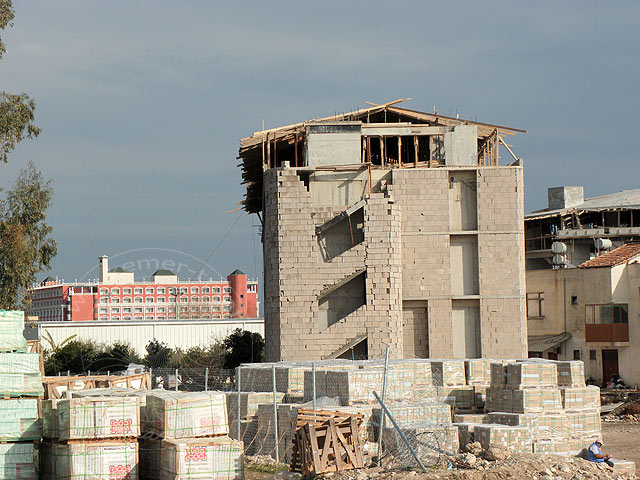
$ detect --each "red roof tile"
[578,243,640,268]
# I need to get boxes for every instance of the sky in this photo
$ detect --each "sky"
[1,1,639,294]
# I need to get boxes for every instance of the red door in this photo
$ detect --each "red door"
[602,349,619,383]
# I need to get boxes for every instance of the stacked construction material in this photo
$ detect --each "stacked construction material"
[453,359,601,456]
[431,360,475,410]
[144,391,242,480]
[226,391,284,455]
[0,310,42,479]
[41,396,140,479]
[465,358,493,410]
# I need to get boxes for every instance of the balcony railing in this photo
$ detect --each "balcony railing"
[585,324,629,343]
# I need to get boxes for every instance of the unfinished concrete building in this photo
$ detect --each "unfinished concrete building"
[238,100,528,361]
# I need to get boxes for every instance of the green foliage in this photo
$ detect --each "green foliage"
[1,1,41,163]
[0,0,15,60]
[223,328,265,369]
[43,330,265,375]
[0,162,57,309]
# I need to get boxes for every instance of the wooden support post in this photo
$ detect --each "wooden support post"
[273,136,277,166]
[380,137,385,167]
[294,132,298,167]
[428,135,432,167]
[397,136,402,166]
[366,137,371,164]
[266,133,271,168]
[414,136,418,167]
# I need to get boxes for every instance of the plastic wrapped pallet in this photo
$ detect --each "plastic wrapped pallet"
[40,441,56,480]
[490,362,508,386]
[488,412,569,440]
[161,436,243,480]
[54,441,138,480]
[230,417,259,454]
[324,369,383,405]
[71,387,148,425]
[561,386,600,411]
[42,398,63,439]
[488,412,538,431]
[474,424,531,453]
[567,410,601,439]
[533,438,572,456]
[226,391,284,422]
[556,361,585,387]
[145,391,228,439]
[506,362,557,388]
[140,438,161,480]
[453,422,479,448]
[437,386,474,409]
[431,360,466,386]
[372,401,451,430]
[453,413,489,424]
[465,359,492,385]
[510,388,563,414]
[0,398,40,441]
[0,310,27,353]
[0,352,43,396]
[0,442,36,479]
[57,396,140,441]
[473,385,488,409]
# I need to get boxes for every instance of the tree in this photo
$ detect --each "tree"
[0,161,57,309]
[223,328,264,369]
[1,1,41,164]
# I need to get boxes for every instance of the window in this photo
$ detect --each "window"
[212,287,221,293]
[123,307,132,313]
[181,297,188,303]
[224,296,231,303]
[573,350,581,360]
[180,287,187,294]
[123,297,132,303]
[202,296,210,302]
[134,297,143,303]
[157,287,165,294]
[212,305,221,312]
[145,297,154,303]
[134,307,143,313]
[100,298,108,304]
[191,296,200,302]
[145,307,154,313]
[223,305,232,312]
[526,292,544,318]
[585,304,628,324]
[212,296,220,303]
[223,287,231,293]
[111,307,120,313]
[123,288,132,294]
[99,307,108,314]
[157,306,165,313]
[191,306,198,312]
[202,287,210,293]
[191,287,199,293]
[589,349,597,360]
[111,297,120,304]
[112,316,120,321]
[100,288,108,295]
[123,316,132,321]
[145,287,154,294]
[111,288,120,294]
[571,295,578,305]
[180,306,188,312]
[134,288,143,294]
[157,316,165,320]
[134,316,143,321]
[169,297,176,303]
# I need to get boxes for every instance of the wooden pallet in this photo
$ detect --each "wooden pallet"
[291,409,364,475]
[43,372,151,399]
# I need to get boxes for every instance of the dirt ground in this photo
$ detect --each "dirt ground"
[603,422,640,473]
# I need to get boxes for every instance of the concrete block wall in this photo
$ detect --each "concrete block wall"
[263,168,403,361]
[263,165,526,361]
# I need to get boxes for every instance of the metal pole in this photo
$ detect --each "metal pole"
[377,346,390,466]
[373,391,427,473]
[236,366,241,441]
[174,369,178,392]
[272,365,279,462]
[312,362,317,411]
[204,367,209,392]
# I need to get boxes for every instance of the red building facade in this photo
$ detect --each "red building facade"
[30,257,258,322]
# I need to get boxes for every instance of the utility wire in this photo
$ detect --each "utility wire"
[194,212,242,280]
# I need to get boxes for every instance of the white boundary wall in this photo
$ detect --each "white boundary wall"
[28,319,264,355]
